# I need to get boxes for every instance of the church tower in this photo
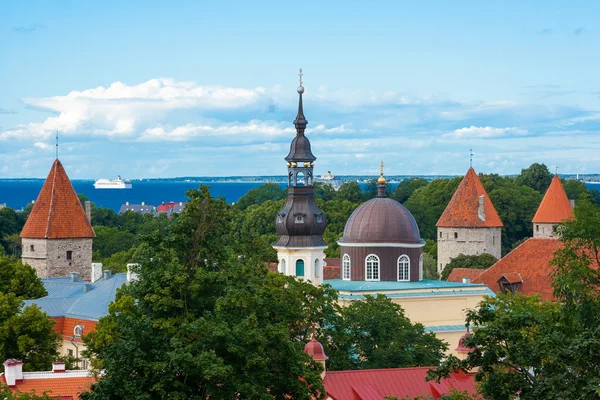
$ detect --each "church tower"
[532,174,574,238]
[20,159,95,278]
[273,70,328,285]
[436,167,502,274]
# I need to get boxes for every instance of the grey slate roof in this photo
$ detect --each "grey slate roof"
[24,273,128,321]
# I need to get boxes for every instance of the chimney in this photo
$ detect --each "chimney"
[141,201,145,206]
[477,195,486,221]
[103,270,112,280]
[569,199,575,209]
[91,263,103,283]
[84,201,92,223]
[126,264,139,282]
[462,277,471,284]
[71,272,79,282]
[3,359,24,386]
[52,362,66,373]
[83,283,92,293]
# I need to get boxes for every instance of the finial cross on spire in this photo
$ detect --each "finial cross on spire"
[299,68,303,86]
[380,161,384,176]
[556,166,559,175]
[56,131,59,159]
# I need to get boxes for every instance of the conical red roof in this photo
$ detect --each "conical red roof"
[532,175,573,223]
[436,167,503,228]
[21,159,95,239]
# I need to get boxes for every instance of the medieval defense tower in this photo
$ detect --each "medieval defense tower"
[273,70,328,285]
[20,159,95,278]
[532,174,574,238]
[436,167,502,274]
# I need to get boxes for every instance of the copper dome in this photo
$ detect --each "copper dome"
[341,197,422,244]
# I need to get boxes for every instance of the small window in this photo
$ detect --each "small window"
[493,235,495,245]
[316,214,323,224]
[279,259,286,274]
[68,349,74,356]
[296,259,305,277]
[398,255,410,281]
[66,251,73,260]
[419,254,423,281]
[439,232,442,238]
[30,244,34,251]
[342,254,351,280]
[295,214,305,224]
[277,214,284,224]
[314,259,320,278]
[536,224,539,232]
[74,324,84,337]
[454,232,458,239]
[81,359,88,369]
[365,254,380,281]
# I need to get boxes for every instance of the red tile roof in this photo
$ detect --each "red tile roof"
[323,368,477,400]
[1,371,95,399]
[21,159,95,239]
[324,266,340,280]
[473,238,562,300]
[436,167,503,228]
[446,268,484,283]
[532,175,574,223]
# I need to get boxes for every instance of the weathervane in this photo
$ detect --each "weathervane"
[56,131,59,159]
[469,148,473,167]
[380,160,385,177]
[556,166,559,175]
[299,68,303,86]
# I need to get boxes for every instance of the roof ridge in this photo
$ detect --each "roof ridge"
[45,159,58,238]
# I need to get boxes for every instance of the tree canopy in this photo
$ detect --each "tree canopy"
[440,253,497,281]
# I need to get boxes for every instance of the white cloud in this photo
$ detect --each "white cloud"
[34,142,52,150]
[446,126,528,139]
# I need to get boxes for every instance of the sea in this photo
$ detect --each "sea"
[1,179,599,213]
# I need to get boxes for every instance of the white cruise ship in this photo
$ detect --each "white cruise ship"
[94,176,132,189]
[315,171,343,190]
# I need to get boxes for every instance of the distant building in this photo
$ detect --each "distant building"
[447,175,574,300]
[436,167,503,274]
[118,201,186,215]
[20,159,95,279]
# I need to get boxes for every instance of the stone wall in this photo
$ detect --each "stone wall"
[437,227,502,274]
[21,238,93,278]
[533,223,556,238]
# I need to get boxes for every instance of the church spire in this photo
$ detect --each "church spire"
[293,68,307,132]
[377,161,387,198]
[285,68,315,163]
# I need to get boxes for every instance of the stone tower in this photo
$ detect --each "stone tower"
[20,159,95,278]
[436,167,502,274]
[532,175,574,238]
[273,72,328,285]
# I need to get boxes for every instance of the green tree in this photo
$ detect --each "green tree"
[91,206,120,227]
[0,255,47,299]
[0,293,59,371]
[517,163,553,193]
[422,253,439,280]
[0,207,26,254]
[440,253,497,281]
[314,182,337,201]
[393,178,429,203]
[336,182,363,203]
[325,295,447,371]
[92,226,138,260]
[320,199,360,258]
[82,186,335,399]
[234,183,285,210]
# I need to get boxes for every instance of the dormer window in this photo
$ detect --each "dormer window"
[277,214,284,224]
[294,213,305,224]
[74,324,84,338]
[315,214,323,224]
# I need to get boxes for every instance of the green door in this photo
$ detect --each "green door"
[295,259,305,277]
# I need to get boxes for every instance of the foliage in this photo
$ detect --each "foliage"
[0,384,52,399]
[440,253,497,281]
[517,162,553,193]
[233,182,285,210]
[363,178,392,199]
[0,293,59,371]
[314,182,337,201]
[336,182,363,203]
[92,226,138,260]
[422,253,439,280]
[0,207,26,254]
[83,186,334,399]
[393,178,429,203]
[0,255,47,299]
[324,295,447,371]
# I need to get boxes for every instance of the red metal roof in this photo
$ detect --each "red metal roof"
[436,167,503,228]
[323,367,477,400]
[1,372,95,399]
[21,159,95,239]
[446,268,484,283]
[532,175,574,223]
[473,238,562,300]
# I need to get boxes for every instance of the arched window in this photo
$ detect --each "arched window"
[314,259,320,278]
[365,254,380,281]
[296,259,305,277]
[279,259,286,274]
[342,254,351,280]
[419,254,423,281]
[398,255,410,281]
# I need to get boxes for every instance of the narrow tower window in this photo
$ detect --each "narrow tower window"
[30,244,34,252]
[342,254,351,280]
[398,255,410,281]
[419,254,423,281]
[365,254,380,281]
[454,232,458,239]
[66,251,73,260]
[279,259,286,274]
[314,259,320,278]
[295,259,305,277]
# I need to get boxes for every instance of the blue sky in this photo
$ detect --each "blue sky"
[1,0,599,178]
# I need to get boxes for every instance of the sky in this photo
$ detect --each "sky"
[1,0,599,179]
